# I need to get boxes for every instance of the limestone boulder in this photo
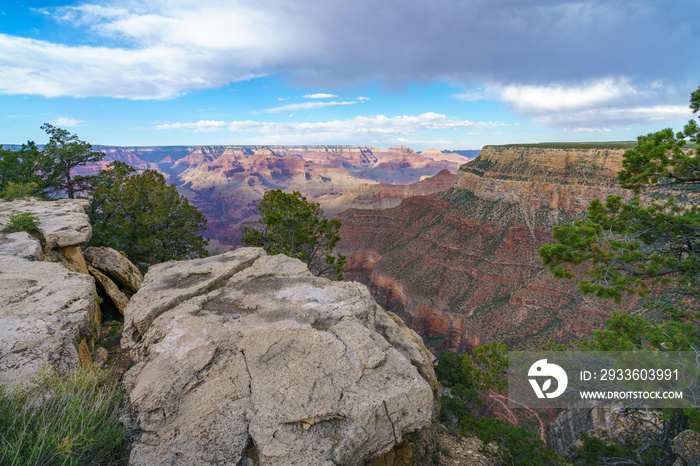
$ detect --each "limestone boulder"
[0,231,44,261]
[0,199,99,389]
[0,198,92,248]
[0,255,98,389]
[83,246,143,293]
[122,248,439,465]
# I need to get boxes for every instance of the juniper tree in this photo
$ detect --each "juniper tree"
[87,161,209,271]
[241,189,345,280]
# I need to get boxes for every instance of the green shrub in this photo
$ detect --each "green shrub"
[1,182,39,200]
[2,212,40,233]
[0,366,126,466]
[460,415,566,466]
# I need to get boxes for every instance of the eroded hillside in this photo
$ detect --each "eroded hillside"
[338,145,642,351]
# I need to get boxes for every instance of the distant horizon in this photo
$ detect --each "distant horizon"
[2,141,639,152]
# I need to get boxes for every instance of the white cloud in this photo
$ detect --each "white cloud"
[569,128,612,133]
[303,93,338,99]
[494,77,637,113]
[454,88,489,102]
[0,0,696,103]
[488,78,693,129]
[0,34,262,99]
[156,112,503,143]
[358,96,370,101]
[259,101,356,113]
[535,105,692,128]
[50,116,83,127]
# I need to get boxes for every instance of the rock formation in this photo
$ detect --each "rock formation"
[338,145,639,351]
[121,248,440,465]
[0,199,144,387]
[0,199,98,388]
[66,144,471,248]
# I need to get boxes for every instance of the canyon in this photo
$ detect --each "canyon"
[337,144,642,351]
[64,142,644,352]
[76,145,474,249]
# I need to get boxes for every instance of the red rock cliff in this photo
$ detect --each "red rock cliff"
[338,145,640,351]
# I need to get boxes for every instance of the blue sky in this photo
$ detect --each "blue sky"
[1,0,699,150]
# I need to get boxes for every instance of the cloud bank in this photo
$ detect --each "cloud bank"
[155,112,504,144]
[1,0,697,101]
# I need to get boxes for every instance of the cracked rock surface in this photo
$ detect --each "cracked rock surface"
[0,199,97,389]
[122,248,439,465]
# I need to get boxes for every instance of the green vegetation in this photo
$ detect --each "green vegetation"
[1,125,103,199]
[538,86,700,318]
[436,343,565,465]
[2,212,40,233]
[0,366,126,466]
[87,161,209,272]
[0,142,43,199]
[241,189,345,279]
[538,85,700,463]
[39,124,105,199]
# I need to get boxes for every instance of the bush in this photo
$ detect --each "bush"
[242,189,345,279]
[0,366,126,465]
[460,415,566,466]
[1,182,39,200]
[2,212,40,233]
[87,161,209,272]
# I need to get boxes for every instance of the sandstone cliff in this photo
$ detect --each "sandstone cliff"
[338,145,640,351]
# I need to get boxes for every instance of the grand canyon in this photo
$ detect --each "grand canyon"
[80,142,643,352]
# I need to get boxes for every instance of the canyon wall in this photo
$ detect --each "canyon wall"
[338,145,640,352]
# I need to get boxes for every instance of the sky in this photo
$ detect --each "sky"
[1,0,699,151]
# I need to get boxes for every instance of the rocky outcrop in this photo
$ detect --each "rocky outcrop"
[82,246,143,314]
[88,265,130,314]
[122,248,440,465]
[547,408,663,458]
[0,199,98,389]
[455,146,630,211]
[324,169,457,216]
[673,430,700,466]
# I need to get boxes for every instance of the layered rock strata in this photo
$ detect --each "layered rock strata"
[122,248,440,466]
[68,144,470,248]
[338,146,638,350]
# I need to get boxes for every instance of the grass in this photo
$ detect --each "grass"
[2,212,40,233]
[0,366,126,466]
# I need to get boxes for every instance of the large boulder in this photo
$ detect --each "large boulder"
[122,248,440,465]
[0,198,92,248]
[0,199,99,389]
[0,255,98,388]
